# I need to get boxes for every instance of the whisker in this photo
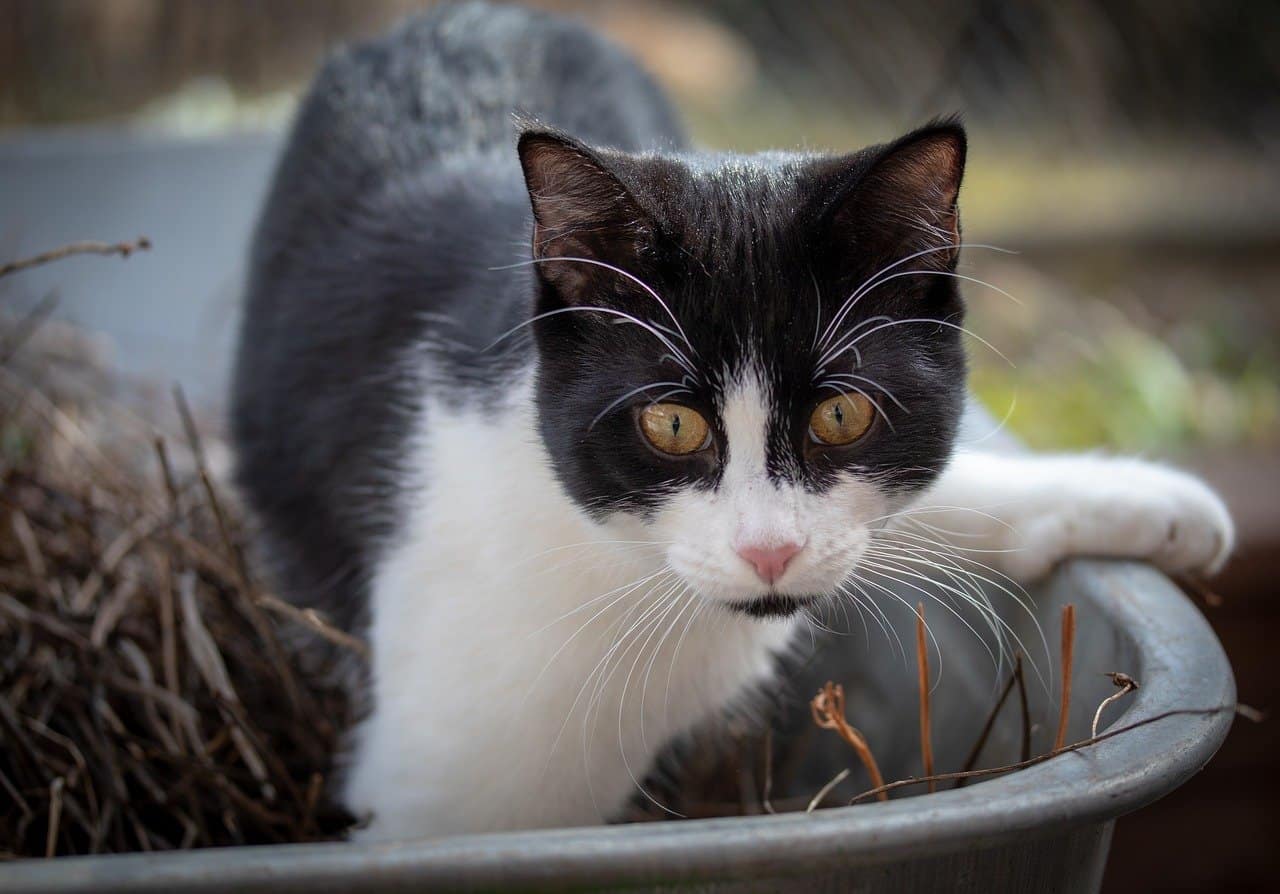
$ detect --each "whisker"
[820,312,1013,371]
[485,303,696,376]
[523,573,672,711]
[589,381,691,430]
[809,267,824,351]
[526,567,670,640]
[488,256,697,359]
[584,584,687,818]
[816,243,1016,353]
[815,381,895,432]
[864,502,1021,534]
[819,371,909,414]
[575,589,675,819]
[619,586,690,793]
[827,584,873,648]
[556,588,673,765]
[860,550,1002,681]
[961,392,1019,449]
[663,597,706,727]
[838,579,904,658]
[850,571,946,680]
[866,533,1051,690]
[638,588,697,755]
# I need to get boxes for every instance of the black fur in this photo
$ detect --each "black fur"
[232,1,968,632]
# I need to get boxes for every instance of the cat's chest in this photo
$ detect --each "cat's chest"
[371,390,686,679]
[349,391,793,832]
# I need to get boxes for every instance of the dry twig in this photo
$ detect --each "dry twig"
[1015,649,1031,761]
[850,704,1248,804]
[761,728,775,815]
[810,682,888,802]
[914,602,935,792]
[805,768,850,813]
[1091,672,1139,738]
[0,238,151,279]
[1053,603,1076,752]
[957,652,1024,786]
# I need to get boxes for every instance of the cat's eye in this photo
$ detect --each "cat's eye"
[809,393,875,446]
[639,403,711,456]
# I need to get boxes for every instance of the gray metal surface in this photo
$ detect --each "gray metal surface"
[3,561,1234,893]
[0,129,277,407]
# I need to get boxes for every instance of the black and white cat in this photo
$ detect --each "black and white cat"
[232,3,1232,840]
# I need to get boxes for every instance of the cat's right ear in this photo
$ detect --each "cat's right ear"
[517,129,652,304]
[816,122,967,273]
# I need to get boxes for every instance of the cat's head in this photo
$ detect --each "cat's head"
[518,122,968,618]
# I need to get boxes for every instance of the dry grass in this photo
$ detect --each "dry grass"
[0,309,359,857]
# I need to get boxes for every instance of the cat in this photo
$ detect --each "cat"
[231,2,1233,841]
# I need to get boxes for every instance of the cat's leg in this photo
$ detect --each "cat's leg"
[894,451,1234,582]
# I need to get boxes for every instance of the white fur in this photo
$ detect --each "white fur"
[651,368,902,603]
[344,368,1233,841]
[344,373,796,839]
[901,451,1234,581]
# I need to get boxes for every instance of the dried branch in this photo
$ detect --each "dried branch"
[1015,650,1031,762]
[1091,672,1139,738]
[810,681,888,802]
[760,728,775,815]
[957,652,1024,786]
[255,594,369,657]
[45,777,65,858]
[1053,603,1077,752]
[0,238,151,279]
[173,385,305,713]
[805,768,850,813]
[850,704,1248,804]
[914,602,935,792]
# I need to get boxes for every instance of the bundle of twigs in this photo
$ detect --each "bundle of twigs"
[0,270,358,857]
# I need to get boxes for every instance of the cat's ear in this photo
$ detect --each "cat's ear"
[517,128,652,304]
[822,122,966,272]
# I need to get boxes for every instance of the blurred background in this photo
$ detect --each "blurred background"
[2,1,1276,889]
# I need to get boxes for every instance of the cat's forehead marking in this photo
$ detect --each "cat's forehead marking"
[719,364,771,486]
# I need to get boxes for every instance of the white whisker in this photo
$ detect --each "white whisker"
[488,256,697,360]
[816,372,909,414]
[820,311,1012,370]
[816,243,1015,353]
[816,381,895,432]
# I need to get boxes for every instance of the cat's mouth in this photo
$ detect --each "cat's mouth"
[725,593,815,619]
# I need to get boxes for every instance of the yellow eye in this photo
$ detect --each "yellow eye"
[639,403,711,455]
[809,392,875,446]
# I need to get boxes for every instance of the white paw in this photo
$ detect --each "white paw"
[994,458,1234,582]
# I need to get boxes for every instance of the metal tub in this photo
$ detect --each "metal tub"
[5,559,1234,893]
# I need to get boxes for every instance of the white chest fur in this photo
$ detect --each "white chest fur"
[342,384,795,840]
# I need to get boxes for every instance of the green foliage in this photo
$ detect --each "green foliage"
[969,285,1280,454]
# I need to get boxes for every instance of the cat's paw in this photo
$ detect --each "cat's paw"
[994,458,1234,582]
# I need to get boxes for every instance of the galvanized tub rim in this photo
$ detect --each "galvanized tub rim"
[3,559,1235,892]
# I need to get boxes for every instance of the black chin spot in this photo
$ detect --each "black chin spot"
[726,594,811,619]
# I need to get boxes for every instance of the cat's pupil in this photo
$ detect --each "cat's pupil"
[833,404,844,425]
[672,415,682,436]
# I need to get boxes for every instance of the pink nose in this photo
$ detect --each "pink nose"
[736,541,804,585]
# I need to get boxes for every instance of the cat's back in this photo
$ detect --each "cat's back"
[265,3,681,211]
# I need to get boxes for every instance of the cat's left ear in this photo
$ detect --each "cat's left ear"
[820,122,966,271]
[517,127,653,305]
